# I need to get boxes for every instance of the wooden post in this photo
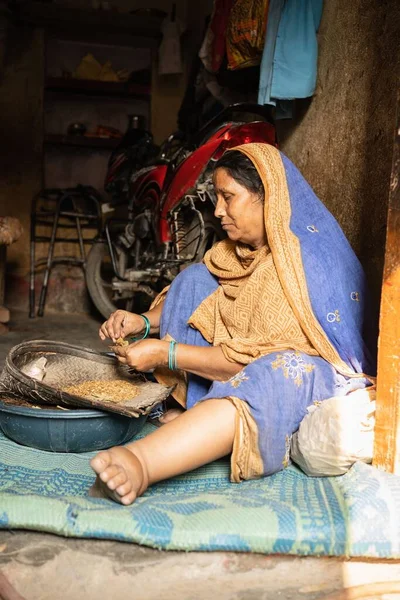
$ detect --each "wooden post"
[373,92,400,473]
[0,244,5,306]
[0,244,10,325]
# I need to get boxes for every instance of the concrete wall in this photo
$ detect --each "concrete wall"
[277,0,400,305]
[0,25,44,305]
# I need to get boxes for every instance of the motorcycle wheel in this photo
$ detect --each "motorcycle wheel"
[176,206,225,263]
[86,211,225,320]
[196,212,225,258]
[85,240,141,320]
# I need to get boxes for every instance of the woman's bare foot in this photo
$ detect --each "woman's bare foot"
[89,446,148,505]
[158,407,184,425]
[89,399,236,506]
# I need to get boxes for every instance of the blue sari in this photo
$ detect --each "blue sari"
[157,144,376,481]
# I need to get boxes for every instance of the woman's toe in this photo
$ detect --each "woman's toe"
[107,470,128,491]
[115,480,133,497]
[120,490,137,505]
[90,451,112,474]
[99,464,121,483]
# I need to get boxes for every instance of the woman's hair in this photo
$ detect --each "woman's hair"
[214,150,264,203]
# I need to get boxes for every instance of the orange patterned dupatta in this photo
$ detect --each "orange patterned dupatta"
[188,239,316,364]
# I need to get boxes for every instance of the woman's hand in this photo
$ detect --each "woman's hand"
[112,339,169,371]
[99,310,147,343]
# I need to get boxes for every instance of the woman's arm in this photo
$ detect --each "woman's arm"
[99,301,164,342]
[113,339,244,382]
[142,302,164,335]
[175,343,243,381]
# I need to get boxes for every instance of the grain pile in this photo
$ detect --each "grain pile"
[63,379,139,403]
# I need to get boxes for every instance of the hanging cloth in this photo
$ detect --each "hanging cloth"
[258,0,324,104]
[158,12,183,75]
[257,0,285,105]
[226,0,270,70]
[199,0,234,73]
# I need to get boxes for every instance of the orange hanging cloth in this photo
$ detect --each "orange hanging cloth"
[226,0,269,70]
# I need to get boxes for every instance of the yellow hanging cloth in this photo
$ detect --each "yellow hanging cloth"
[226,0,269,70]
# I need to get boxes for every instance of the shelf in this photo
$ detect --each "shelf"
[45,134,120,150]
[45,78,151,99]
[11,2,163,48]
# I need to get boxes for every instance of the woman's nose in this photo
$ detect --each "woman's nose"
[214,197,226,219]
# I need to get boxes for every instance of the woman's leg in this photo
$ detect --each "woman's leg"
[90,398,236,505]
[156,264,219,422]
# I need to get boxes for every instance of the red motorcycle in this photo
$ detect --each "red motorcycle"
[85,103,277,318]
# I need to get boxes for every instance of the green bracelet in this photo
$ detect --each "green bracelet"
[168,340,178,370]
[130,314,151,342]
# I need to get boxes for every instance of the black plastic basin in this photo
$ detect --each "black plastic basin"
[0,400,146,453]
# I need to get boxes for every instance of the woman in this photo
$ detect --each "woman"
[90,143,376,505]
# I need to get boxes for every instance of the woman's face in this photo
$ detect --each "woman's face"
[213,167,267,249]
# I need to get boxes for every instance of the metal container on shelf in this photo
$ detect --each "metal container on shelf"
[127,114,146,131]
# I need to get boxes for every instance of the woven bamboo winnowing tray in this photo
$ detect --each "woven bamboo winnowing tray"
[0,340,173,418]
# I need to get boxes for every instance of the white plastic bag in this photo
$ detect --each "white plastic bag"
[158,18,183,75]
[21,356,48,382]
[291,388,376,476]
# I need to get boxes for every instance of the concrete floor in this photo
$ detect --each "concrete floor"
[0,310,400,600]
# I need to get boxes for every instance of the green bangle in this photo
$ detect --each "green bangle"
[168,340,177,370]
[130,314,151,342]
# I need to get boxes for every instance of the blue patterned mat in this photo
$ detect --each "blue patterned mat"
[0,424,399,558]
